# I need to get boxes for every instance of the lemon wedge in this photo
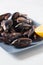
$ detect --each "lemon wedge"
[35,25,43,37]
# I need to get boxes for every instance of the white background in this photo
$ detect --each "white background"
[0,0,43,65]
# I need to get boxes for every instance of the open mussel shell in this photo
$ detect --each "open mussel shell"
[3,13,11,20]
[17,17,27,23]
[1,20,13,31]
[0,13,11,21]
[11,38,32,48]
[17,16,33,24]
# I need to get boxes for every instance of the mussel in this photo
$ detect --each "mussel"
[1,32,22,44]
[11,38,32,48]
[1,20,13,31]
[12,12,28,27]
[0,13,11,22]
[0,26,4,33]
[15,22,32,33]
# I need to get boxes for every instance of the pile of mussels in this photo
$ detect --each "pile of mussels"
[0,12,42,48]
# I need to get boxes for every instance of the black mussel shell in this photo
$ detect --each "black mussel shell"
[12,12,20,19]
[3,32,22,45]
[15,22,32,32]
[17,17,33,25]
[16,17,27,23]
[15,23,24,32]
[12,12,20,27]
[0,26,4,33]
[23,25,36,37]
[11,38,32,48]
[5,20,13,29]
[0,13,11,21]
[29,32,43,42]
[12,12,28,27]
[1,20,13,31]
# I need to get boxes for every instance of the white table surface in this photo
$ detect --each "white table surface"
[0,0,43,65]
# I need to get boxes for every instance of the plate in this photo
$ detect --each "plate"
[0,20,43,53]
